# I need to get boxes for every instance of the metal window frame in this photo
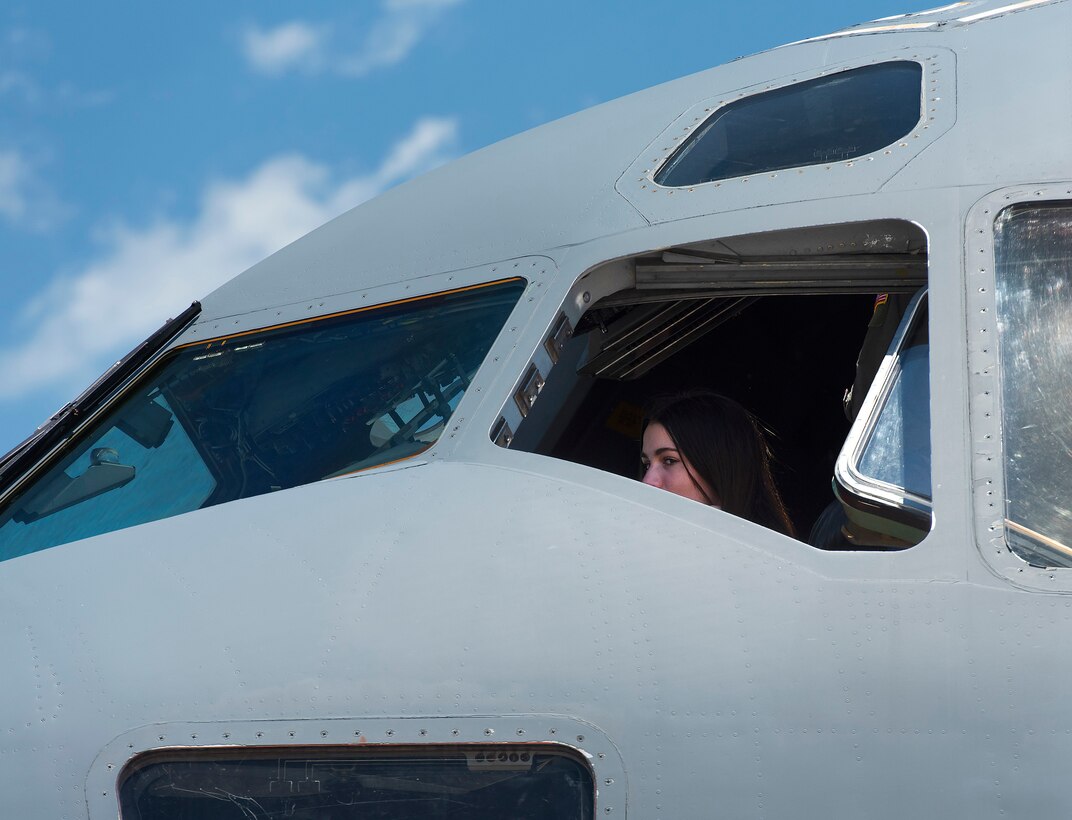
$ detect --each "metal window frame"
[833,287,932,541]
[967,187,1072,585]
[87,715,626,820]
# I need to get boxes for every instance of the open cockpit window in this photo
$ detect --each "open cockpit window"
[654,61,923,187]
[0,279,525,561]
[496,221,931,548]
[994,203,1072,567]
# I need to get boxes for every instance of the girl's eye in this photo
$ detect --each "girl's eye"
[640,461,650,472]
[662,457,678,467]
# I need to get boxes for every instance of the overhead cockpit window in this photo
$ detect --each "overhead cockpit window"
[0,279,525,561]
[654,61,923,187]
[119,745,594,819]
[994,204,1072,567]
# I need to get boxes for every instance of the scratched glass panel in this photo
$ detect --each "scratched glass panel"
[118,746,593,820]
[0,280,525,560]
[654,61,922,186]
[995,205,1072,566]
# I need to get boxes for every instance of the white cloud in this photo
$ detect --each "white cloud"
[0,149,68,231]
[385,0,464,9]
[242,0,464,79]
[0,117,456,403]
[0,27,110,109]
[0,70,41,103]
[241,21,328,75]
[0,151,31,222]
[0,117,459,401]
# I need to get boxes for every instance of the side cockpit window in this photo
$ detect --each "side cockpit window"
[496,221,932,548]
[994,204,1072,566]
[654,61,923,187]
[0,279,525,561]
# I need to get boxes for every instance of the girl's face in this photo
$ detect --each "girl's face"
[640,422,720,506]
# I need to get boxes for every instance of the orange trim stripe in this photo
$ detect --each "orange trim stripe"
[175,277,525,351]
[328,443,435,479]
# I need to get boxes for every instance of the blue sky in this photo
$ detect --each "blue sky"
[0,0,937,455]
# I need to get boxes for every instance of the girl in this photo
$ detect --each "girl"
[641,391,795,536]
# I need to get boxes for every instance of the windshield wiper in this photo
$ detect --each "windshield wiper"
[0,301,202,496]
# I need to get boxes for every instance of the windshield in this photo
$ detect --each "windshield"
[0,279,525,561]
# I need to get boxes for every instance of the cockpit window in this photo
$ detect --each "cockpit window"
[119,745,593,820]
[0,279,525,560]
[654,61,923,187]
[994,204,1072,566]
[496,220,930,548]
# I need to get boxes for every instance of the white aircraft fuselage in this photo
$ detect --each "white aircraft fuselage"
[3,2,1072,817]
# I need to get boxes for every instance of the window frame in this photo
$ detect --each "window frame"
[118,743,596,820]
[86,715,625,820]
[492,220,936,549]
[0,271,534,560]
[614,48,957,225]
[833,288,931,546]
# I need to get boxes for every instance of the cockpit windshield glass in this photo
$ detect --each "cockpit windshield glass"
[0,279,525,561]
[994,204,1072,566]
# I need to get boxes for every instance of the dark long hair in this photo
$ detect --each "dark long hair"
[644,391,796,537]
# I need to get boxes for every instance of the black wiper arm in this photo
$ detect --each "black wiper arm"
[0,301,202,494]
